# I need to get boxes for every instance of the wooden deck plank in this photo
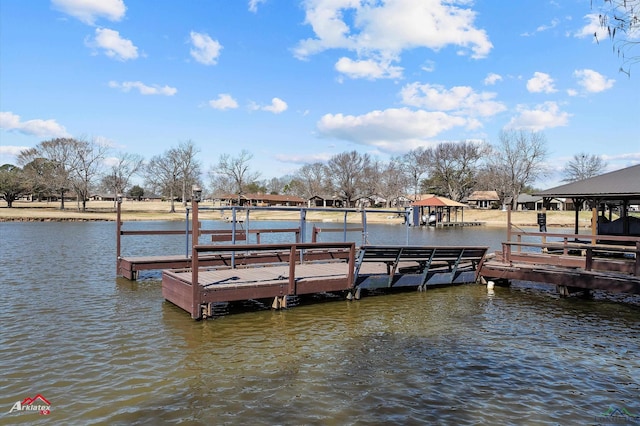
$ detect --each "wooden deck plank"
[166,262,351,288]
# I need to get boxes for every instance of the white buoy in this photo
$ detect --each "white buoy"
[487,280,495,290]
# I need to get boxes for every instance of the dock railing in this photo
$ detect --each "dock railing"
[501,230,640,276]
[190,242,356,318]
[117,199,306,277]
[500,205,640,276]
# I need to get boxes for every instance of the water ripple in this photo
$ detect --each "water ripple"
[1,222,638,425]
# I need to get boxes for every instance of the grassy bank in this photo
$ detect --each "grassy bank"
[0,200,596,228]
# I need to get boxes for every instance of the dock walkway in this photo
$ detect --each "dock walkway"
[161,243,488,319]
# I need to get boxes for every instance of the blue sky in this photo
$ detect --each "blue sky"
[1,0,638,189]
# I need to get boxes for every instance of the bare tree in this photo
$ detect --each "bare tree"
[592,0,639,74]
[18,156,57,201]
[487,130,549,209]
[101,152,145,204]
[562,152,607,182]
[325,151,373,207]
[70,138,110,211]
[426,141,489,201]
[397,147,429,198]
[290,162,330,200]
[210,149,261,200]
[265,176,289,194]
[209,173,235,199]
[375,159,409,208]
[145,150,182,213]
[174,140,201,205]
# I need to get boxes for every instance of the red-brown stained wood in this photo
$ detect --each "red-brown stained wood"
[161,274,193,312]
[480,233,640,294]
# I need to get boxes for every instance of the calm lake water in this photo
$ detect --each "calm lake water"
[0,220,638,425]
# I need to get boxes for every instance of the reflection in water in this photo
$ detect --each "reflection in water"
[0,221,638,424]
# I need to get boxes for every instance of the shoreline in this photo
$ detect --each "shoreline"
[0,200,595,229]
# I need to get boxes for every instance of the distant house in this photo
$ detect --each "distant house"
[308,195,344,208]
[516,194,565,211]
[218,193,305,207]
[467,191,500,209]
[90,193,118,201]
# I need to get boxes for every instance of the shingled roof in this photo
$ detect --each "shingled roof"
[535,164,640,202]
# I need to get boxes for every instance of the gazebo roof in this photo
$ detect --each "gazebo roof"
[535,164,640,203]
[412,195,466,207]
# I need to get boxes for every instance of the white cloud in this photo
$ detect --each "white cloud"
[87,28,138,61]
[316,108,469,152]
[190,31,222,65]
[208,94,239,110]
[506,101,571,131]
[573,69,615,93]
[52,0,126,25]
[483,73,502,86]
[421,60,436,72]
[0,145,30,156]
[0,111,70,138]
[248,0,267,13]
[108,81,177,96]
[526,72,557,93]
[602,152,640,163]
[335,57,403,80]
[274,152,333,164]
[400,83,506,117]
[262,98,288,114]
[521,18,560,36]
[0,145,31,160]
[294,0,492,79]
[573,13,608,42]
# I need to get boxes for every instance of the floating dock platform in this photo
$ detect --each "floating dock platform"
[161,243,488,319]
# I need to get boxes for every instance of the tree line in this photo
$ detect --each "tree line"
[1,131,606,210]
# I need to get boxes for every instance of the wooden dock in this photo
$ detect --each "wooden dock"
[479,231,640,295]
[161,242,488,319]
[163,242,355,319]
[432,221,483,228]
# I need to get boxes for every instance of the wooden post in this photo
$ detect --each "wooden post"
[288,244,297,295]
[116,198,122,275]
[541,207,547,250]
[191,244,200,319]
[191,197,201,320]
[506,206,512,243]
[591,208,597,244]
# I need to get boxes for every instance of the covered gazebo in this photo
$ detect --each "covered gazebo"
[535,164,640,237]
[411,195,467,226]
